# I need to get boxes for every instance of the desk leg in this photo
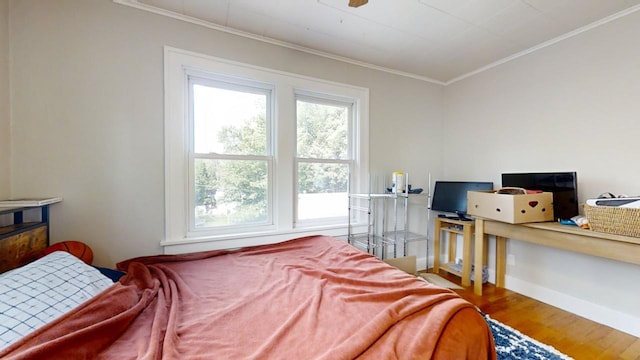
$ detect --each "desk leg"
[461,224,472,287]
[448,232,456,263]
[473,218,484,295]
[496,236,506,288]
[433,220,442,273]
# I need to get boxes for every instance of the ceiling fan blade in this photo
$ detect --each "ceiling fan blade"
[348,0,368,7]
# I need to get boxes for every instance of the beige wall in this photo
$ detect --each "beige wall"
[444,10,640,335]
[8,1,443,266]
[10,0,637,337]
[0,0,9,198]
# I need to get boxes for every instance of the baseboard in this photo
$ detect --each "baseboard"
[505,275,640,338]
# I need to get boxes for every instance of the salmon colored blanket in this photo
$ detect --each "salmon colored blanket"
[1,235,495,359]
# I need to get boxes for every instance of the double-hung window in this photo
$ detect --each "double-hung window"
[190,76,273,231]
[295,94,352,224]
[164,47,369,253]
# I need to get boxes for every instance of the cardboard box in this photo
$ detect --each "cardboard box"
[467,190,554,224]
[384,255,417,274]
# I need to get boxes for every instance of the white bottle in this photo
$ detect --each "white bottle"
[392,172,404,193]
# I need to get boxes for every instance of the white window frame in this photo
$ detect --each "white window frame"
[163,46,369,254]
[294,91,355,226]
[187,74,275,234]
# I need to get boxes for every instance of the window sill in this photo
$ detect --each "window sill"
[161,224,354,254]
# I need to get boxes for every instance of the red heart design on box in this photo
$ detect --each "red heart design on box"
[528,201,538,208]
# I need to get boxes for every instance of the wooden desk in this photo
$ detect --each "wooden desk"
[473,218,640,295]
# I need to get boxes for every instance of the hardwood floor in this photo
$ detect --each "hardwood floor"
[432,271,640,360]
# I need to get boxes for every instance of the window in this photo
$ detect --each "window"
[164,47,369,252]
[190,77,273,231]
[295,95,352,223]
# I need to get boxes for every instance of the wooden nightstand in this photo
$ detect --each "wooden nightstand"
[433,217,487,287]
[0,199,61,272]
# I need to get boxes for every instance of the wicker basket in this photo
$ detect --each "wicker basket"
[583,204,640,237]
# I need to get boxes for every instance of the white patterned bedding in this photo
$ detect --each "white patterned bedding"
[0,251,113,350]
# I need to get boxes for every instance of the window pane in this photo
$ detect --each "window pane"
[296,100,348,159]
[297,162,348,220]
[194,158,268,228]
[193,84,267,155]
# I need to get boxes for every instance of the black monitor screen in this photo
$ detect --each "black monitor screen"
[501,172,578,220]
[431,181,494,219]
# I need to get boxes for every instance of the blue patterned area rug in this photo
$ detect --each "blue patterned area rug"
[485,315,574,360]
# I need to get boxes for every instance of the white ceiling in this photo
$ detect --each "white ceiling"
[122,0,640,84]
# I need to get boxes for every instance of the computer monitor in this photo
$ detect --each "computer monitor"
[431,181,494,221]
[501,172,578,220]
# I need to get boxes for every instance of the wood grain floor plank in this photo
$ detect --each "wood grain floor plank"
[425,271,640,360]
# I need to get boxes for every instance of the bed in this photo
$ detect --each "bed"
[0,235,496,359]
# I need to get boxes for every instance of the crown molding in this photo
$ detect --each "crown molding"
[114,0,640,87]
[445,3,640,85]
[112,0,445,85]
